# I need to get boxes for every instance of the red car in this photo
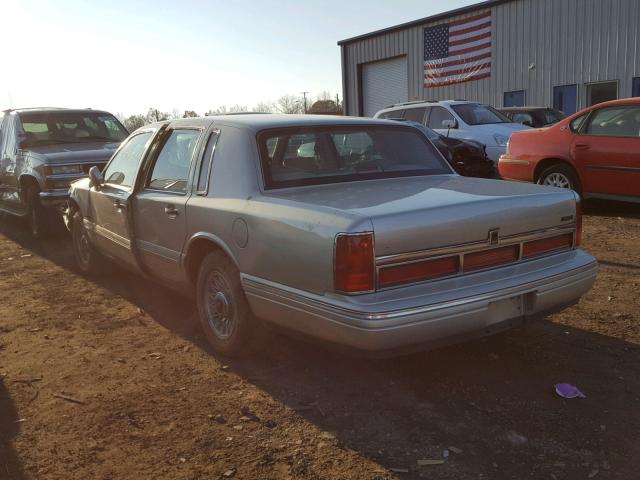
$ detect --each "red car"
[499,98,640,203]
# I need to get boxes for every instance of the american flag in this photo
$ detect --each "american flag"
[423,11,492,88]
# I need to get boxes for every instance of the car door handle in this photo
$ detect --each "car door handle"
[575,144,590,150]
[113,199,126,210]
[164,205,179,217]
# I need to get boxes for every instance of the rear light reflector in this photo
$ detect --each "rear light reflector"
[575,201,582,246]
[464,245,519,272]
[334,233,375,293]
[379,256,460,288]
[522,233,573,258]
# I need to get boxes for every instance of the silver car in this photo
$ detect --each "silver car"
[67,115,597,356]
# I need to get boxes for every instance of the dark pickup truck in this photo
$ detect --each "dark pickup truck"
[0,108,128,236]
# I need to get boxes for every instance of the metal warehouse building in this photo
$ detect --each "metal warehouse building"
[339,0,640,117]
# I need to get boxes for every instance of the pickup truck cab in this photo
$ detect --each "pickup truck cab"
[67,115,597,357]
[0,108,128,236]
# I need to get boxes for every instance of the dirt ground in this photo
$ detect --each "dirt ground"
[0,199,639,480]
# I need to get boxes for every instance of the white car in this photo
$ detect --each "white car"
[374,100,530,163]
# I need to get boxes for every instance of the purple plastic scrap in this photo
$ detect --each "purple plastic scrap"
[554,383,586,399]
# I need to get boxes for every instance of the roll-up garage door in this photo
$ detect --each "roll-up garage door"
[361,56,408,117]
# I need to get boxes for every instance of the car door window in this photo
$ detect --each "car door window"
[103,132,152,187]
[148,129,200,193]
[585,106,640,137]
[428,107,455,129]
[196,130,220,194]
[378,109,404,119]
[403,108,426,123]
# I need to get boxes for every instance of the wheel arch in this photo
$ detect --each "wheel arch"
[18,174,41,193]
[183,234,239,285]
[533,158,578,183]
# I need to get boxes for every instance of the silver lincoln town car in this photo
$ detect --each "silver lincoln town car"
[66,115,597,356]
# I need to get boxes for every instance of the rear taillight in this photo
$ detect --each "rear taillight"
[522,233,573,258]
[575,200,582,246]
[379,256,460,289]
[334,233,374,293]
[464,245,519,272]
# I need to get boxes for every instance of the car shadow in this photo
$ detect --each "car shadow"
[584,198,640,219]
[0,378,24,480]
[1,212,639,478]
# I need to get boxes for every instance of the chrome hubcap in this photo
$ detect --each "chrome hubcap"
[543,172,572,189]
[204,272,234,339]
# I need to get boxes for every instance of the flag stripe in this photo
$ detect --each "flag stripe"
[449,40,491,56]
[426,72,491,88]
[449,11,491,28]
[449,20,491,37]
[425,52,492,72]
[425,62,491,79]
[449,30,491,47]
[449,25,491,42]
[425,49,492,69]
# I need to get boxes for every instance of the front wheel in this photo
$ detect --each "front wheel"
[196,251,265,357]
[71,211,102,274]
[26,186,49,238]
[537,164,582,194]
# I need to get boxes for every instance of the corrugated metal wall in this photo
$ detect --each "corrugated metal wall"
[341,0,640,116]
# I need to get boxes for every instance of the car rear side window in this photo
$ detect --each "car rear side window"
[196,130,220,195]
[103,131,152,188]
[148,129,200,193]
[584,106,640,137]
[378,109,404,119]
[403,108,426,123]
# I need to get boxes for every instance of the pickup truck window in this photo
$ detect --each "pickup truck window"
[260,125,451,188]
[148,129,200,193]
[104,131,152,187]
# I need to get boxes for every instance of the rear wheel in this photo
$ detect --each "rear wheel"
[71,211,102,274]
[196,251,265,357]
[537,164,581,194]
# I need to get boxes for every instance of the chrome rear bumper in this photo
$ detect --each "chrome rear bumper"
[242,249,597,353]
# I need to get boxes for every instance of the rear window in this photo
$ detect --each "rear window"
[259,125,451,189]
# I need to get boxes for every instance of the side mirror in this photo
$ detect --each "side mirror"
[441,119,458,138]
[88,165,104,190]
[523,120,534,127]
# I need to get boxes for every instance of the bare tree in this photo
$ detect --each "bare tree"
[182,110,198,118]
[122,114,146,132]
[146,108,170,123]
[276,95,304,114]
[253,101,276,113]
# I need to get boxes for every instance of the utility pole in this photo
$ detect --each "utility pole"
[301,91,309,114]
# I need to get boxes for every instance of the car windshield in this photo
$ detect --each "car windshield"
[451,104,512,125]
[260,125,452,188]
[18,111,128,146]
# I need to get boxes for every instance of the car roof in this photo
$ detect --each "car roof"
[379,99,484,111]
[498,106,555,111]
[147,114,406,133]
[585,97,640,108]
[9,107,114,116]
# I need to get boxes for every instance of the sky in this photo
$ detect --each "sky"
[3,0,478,117]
